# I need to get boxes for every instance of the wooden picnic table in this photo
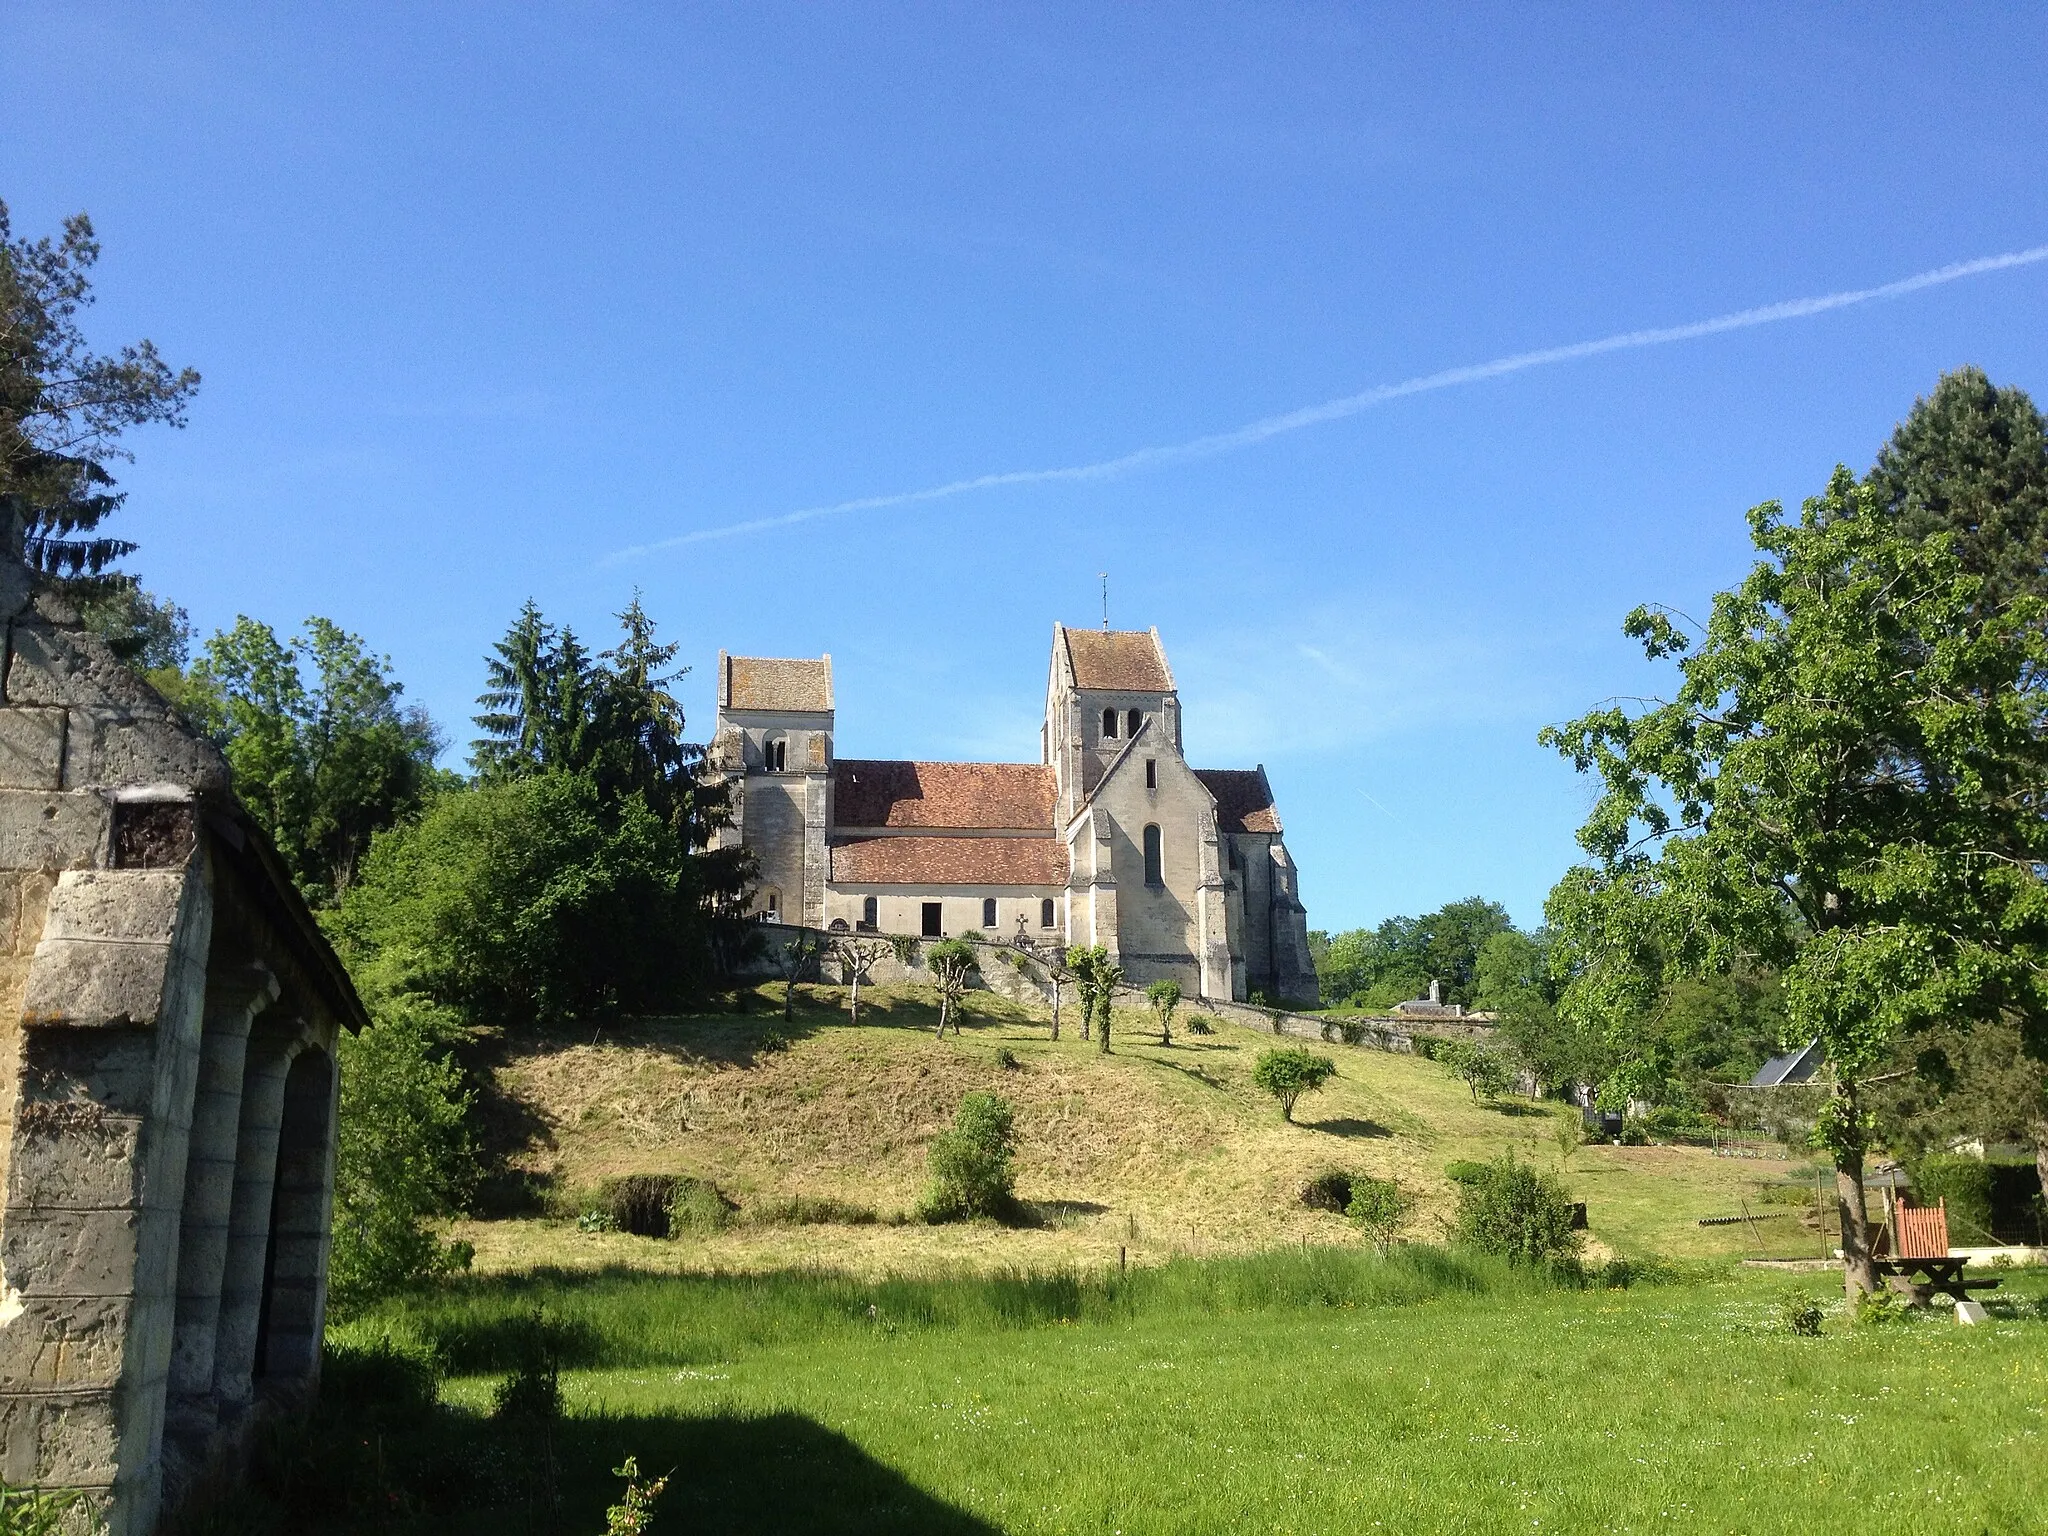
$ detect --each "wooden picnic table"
[1873,1255,2001,1306]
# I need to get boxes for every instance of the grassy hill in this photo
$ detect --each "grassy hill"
[451,980,1805,1275]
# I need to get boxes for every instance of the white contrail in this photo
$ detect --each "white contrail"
[604,242,2048,561]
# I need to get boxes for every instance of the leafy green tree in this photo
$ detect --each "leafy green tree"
[0,201,199,586]
[927,938,980,1036]
[329,996,477,1310]
[80,579,190,671]
[1066,944,1109,1042]
[1455,1045,1515,1105]
[1252,1047,1337,1122]
[1146,978,1181,1045]
[1542,468,2048,1297]
[830,935,891,1025]
[332,772,708,1024]
[920,1091,1017,1221]
[1345,1175,1413,1253]
[1093,958,1124,1053]
[1865,367,2048,616]
[1452,1152,1582,1267]
[185,616,444,903]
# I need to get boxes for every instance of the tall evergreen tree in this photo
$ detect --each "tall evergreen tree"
[0,202,199,585]
[472,600,560,778]
[1866,367,2048,613]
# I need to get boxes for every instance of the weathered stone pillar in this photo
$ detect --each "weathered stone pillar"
[255,1044,337,1384]
[209,1021,300,1425]
[0,863,213,1536]
[163,961,278,1472]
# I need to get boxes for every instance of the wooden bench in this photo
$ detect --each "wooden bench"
[1874,1198,2002,1306]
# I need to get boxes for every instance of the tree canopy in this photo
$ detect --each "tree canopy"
[1542,466,2048,1295]
[0,201,198,585]
[1310,896,1514,1007]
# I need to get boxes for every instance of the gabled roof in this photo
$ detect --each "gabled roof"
[1061,626,1174,693]
[1196,767,1282,834]
[720,652,833,713]
[830,835,1068,886]
[1750,1039,1825,1087]
[834,760,1055,831]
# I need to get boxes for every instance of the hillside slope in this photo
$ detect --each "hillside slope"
[452,981,1801,1276]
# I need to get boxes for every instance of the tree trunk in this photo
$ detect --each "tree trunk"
[1049,980,1060,1040]
[2034,1117,2047,1224]
[784,975,795,1021]
[935,991,948,1038]
[849,969,860,1025]
[1097,1000,1110,1055]
[1834,1085,1879,1298]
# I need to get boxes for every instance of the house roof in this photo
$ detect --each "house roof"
[830,835,1068,886]
[1750,1039,1825,1087]
[1062,627,1174,693]
[834,760,1055,831]
[720,652,833,713]
[1196,767,1282,834]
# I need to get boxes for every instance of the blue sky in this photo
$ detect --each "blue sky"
[4,4,2046,932]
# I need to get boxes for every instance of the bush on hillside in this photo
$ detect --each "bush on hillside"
[1346,1176,1414,1252]
[1444,1159,1490,1186]
[1452,1153,1584,1268]
[1252,1047,1338,1122]
[597,1174,734,1237]
[920,1092,1018,1222]
[668,1177,739,1233]
[329,996,478,1311]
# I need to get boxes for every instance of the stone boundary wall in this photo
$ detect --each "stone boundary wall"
[734,926,1498,1055]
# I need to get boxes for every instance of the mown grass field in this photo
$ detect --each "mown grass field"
[331,1251,2048,1536]
[454,981,1807,1274]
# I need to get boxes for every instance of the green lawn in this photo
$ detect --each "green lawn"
[322,1253,2048,1535]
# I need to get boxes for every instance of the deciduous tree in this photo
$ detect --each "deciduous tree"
[1543,468,2048,1298]
[1146,978,1181,1045]
[1253,1047,1337,1123]
[927,938,979,1037]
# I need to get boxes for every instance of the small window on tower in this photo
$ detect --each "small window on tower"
[764,888,782,921]
[1102,709,1118,739]
[1127,708,1142,736]
[1041,897,1056,928]
[982,897,997,929]
[1145,758,1157,789]
[767,738,787,772]
[861,895,878,930]
[1143,824,1163,886]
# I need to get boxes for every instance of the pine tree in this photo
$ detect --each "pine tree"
[472,600,559,779]
[0,202,199,586]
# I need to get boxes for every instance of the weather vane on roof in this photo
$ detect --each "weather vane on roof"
[1100,572,1109,631]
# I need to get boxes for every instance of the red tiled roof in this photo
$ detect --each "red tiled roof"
[1196,768,1282,834]
[834,760,1055,831]
[1063,628,1172,693]
[830,835,1068,886]
[721,654,833,712]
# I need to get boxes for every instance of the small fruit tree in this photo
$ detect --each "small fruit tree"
[1145,979,1182,1045]
[1252,1046,1337,1123]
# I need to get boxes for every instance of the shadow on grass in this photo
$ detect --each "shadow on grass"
[555,1410,1003,1536]
[1014,1198,1111,1229]
[1307,1116,1392,1139]
[1487,1101,1551,1117]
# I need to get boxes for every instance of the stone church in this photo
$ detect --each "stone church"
[708,624,1319,1004]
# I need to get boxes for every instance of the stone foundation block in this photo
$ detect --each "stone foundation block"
[0,1294,132,1388]
[1,1207,144,1297]
[0,708,65,791]
[0,1390,120,1485]
[6,1110,147,1208]
[0,790,110,871]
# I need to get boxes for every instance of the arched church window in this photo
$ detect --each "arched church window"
[862,895,878,929]
[1102,709,1118,739]
[766,738,787,772]
[1126,708,1142,736]
[1143,824,1163,886]
[1040,897,1056,928]
[983,897,998,929]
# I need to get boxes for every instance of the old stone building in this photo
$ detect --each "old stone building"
[709,624,1318,1003]
[0,568,364,1533]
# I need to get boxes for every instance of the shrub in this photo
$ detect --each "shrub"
[1452,1153,1584,1267]
[748,1195,881,1227]
[489,1310,563,1425]
[995,1046,1021,1070]
[1910,1153,1996,1245]
[920,1092,1018,1222]
[1854,1287,1906,1327]
[1346,1176,1413,1252]
[1780,1289,1826,1337]
[329,996,477,1312]
[667,1177,738,1233]
[1252,1047,1338,1122]
[1444,1159,1490,1186]
[1300,1169,1354,1212]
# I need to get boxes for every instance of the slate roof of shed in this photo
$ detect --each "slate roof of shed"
[830,835,1068,886]
[1196,767,1283,834]
[1062,627,1174,693]
[834,760,1055,831]
[720,653,833,713]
